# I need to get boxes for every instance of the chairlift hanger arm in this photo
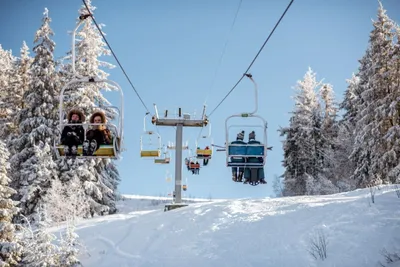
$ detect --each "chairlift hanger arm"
[244,74,258,115]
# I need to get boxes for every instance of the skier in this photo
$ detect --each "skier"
[243,131,267,184]
[60,108,85,157]
[83,110,112,156]
[230,131,246,182]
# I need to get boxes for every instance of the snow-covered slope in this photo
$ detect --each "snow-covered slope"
[62,186,400,267]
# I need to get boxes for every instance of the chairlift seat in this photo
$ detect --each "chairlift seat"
[141,150,161,157]
[56,144,116,157]
[228,145,265,156]
[228,145,247,156]
[246,145,264,156]
[227,145,265,168]
[196,149,212,159]
[154,158,170,164]
[189,163,200,169]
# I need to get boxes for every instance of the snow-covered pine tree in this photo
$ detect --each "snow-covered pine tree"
[16,42,32,112]
[6,42,34,157]
[380,17,400,184]
[341,73,362,127]
[317,83,340,193]
[95,161,121,213]
[44,176,90,223]
[280,68,322,195]
[280,116,301,196]
[58,0,120,217]
[349,47,374,187]
[319,83,338,152]
[334,74,360,191]
[0,46,16,140]
[350,3,395,188]
[0,42,33,142]
[0,139,22,266]
[9,8,59,223]
[19,211,61,267]
[367,2,396,186]
[58,223,82,267]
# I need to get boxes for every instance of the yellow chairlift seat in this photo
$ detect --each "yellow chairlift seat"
[140,150,161,157]
[196,149,212,159]
[56,144,116,157]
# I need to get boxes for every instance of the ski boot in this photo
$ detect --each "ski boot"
[82,140,90,156]
[237,172,244,182]
[89,139,97,156]
[70,145,78,158]
[63,145,71,157]
[232,173,237,182]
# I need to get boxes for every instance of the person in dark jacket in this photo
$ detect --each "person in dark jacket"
[83,110,112,156]
[61,108,85,157]
[230,131,246,182]
[244,131,267,184]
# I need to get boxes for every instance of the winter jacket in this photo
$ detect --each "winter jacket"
[61,123,85,145]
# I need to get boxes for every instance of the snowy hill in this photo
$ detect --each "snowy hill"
[56,186,400,267]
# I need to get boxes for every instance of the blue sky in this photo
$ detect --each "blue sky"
[1,0,399,199]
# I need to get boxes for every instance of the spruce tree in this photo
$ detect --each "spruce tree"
[9,8,58,222]
[0,140,22,266]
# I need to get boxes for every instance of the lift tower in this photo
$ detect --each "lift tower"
[151,105,208,211]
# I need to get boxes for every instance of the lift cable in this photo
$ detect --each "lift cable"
[82,0,150,113]
[207,0,295,118]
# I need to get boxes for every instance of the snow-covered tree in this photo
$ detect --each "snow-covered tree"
[6,42,34,159]
[381,20,400,184]
[20,212,61,267]
[58,224,82,267]
[318,83,340,188]
[0,140,22,266]
[280,68,321,195]
[341,73,362,127]
[281,68,339,196]
[0,46,16,140]
[15,42,32,111]
[332,74,360,191]
[367,2,396,186]
[319,83,338,143]
[0,42,33,142]
[94,161,120,214]
[346,49,373,188]
[44,176,89,223]
[349,2,396,188]
[331,121,357,191]
[9,8,59,222]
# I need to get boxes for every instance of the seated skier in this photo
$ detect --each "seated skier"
[195,161,200,174]
[229,131,246,182]
[189,161,195,174]
[60,108,85,157]
[244,131,266,184]
[83,110,112,156]
[203,146,210,166]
